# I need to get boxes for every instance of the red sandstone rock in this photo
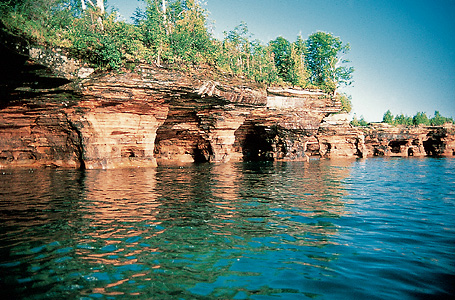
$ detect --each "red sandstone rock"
[1,46,454,168]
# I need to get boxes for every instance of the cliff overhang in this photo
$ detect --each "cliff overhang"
[1,38,454,169]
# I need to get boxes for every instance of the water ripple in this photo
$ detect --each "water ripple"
[0,159,454,299]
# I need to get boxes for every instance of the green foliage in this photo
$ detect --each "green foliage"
[338,93,352,113]
[351,114,368,127]
[413,112,429,126]
[1,0,76,45]
[136,0,168,65]
[218,21,252,75]
[394,114,413,126]
[382,110,394,124]
[305,31,353,94]
[290,44,310,87]
[381,110,454,126]
[268,36,309,87]
[269,36,291,80]
[67,11,146,69]
[216,22,281,85]
[430,111,454,126]
[1,0,354,95]
[1,0,145,69]
[249,40,280,85]
[133,0,216,67]
[170,1,215,65]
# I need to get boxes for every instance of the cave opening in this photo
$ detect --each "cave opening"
[305,138,320,157]
[123,149,136,158]
[354,138,363,158]
[423,138,445,157]
[324,143,332,153]
[374,148,385,156]
[408,148,414,156]
[193,142,213,163]
[242,126,274,162]
[276,139,287,159]
[389,140,408,154]
[122,147,144,159]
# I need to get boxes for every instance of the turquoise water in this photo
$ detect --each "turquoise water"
[0,158,454,299]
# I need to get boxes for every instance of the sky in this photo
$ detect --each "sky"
[108,0,455,122]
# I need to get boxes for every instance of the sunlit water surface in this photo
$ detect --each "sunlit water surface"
[1,158,454,299]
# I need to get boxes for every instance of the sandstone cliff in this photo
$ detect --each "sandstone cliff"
[1,40,454,169]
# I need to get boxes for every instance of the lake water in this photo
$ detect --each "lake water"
[1,158,454,299]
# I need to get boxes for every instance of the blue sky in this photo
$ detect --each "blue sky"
[109,0,455,121]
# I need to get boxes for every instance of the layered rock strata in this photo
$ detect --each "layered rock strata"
[362,123,455,158]
[1,41,454,169]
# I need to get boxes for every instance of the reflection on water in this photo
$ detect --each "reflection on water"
[0,158,454,299]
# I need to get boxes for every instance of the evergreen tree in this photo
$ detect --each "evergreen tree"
[412,112,430,126]
[394,114,413,126]
[269,36,291,81]
[351,114,368,127]
[382,110,394,124]
[249,40,279,85]
[430,111,447,126]
[287,43,309,87]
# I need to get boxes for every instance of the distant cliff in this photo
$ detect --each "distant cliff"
[1,42,454,169]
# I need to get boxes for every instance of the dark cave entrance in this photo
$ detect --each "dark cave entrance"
[389,140,408,154]
[193,142,213,163]
[242,126,275,161]
[423,138,445,157]
[374,148,385,156]
[408,148,414,156]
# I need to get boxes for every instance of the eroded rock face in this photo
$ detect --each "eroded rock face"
[362,124,455,158]
[0,44,270,168]
[315,123,455,159]
[0,102,83,168]
[230,88,341,162]
[1,39,454,168]
[29,47,94,80]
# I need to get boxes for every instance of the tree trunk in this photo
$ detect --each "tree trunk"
[96,0,104,14]
[81,0,104,31]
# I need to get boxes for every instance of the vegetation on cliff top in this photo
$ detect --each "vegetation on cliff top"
[350,110,455,127]
[0,0,353,97]
[382,110,454,126]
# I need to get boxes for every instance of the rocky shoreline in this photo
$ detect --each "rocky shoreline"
[1,44,454,169]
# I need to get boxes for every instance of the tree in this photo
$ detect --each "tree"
[305,31,353,94]
[169,0,214,65]
[137,0,168,66]
[249,40,279,85]
[286,43,309,87]
[339,93,352,113]
[430,111,449,126]
[413,112,429,126]
[383,110,394,124]
[269,36,291,81]
[351,114,368,127]
[81,0,105,30]
[394,114,412,126]
[81,0,104,13]
[289,35,310,87]
[222,21,252,74]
